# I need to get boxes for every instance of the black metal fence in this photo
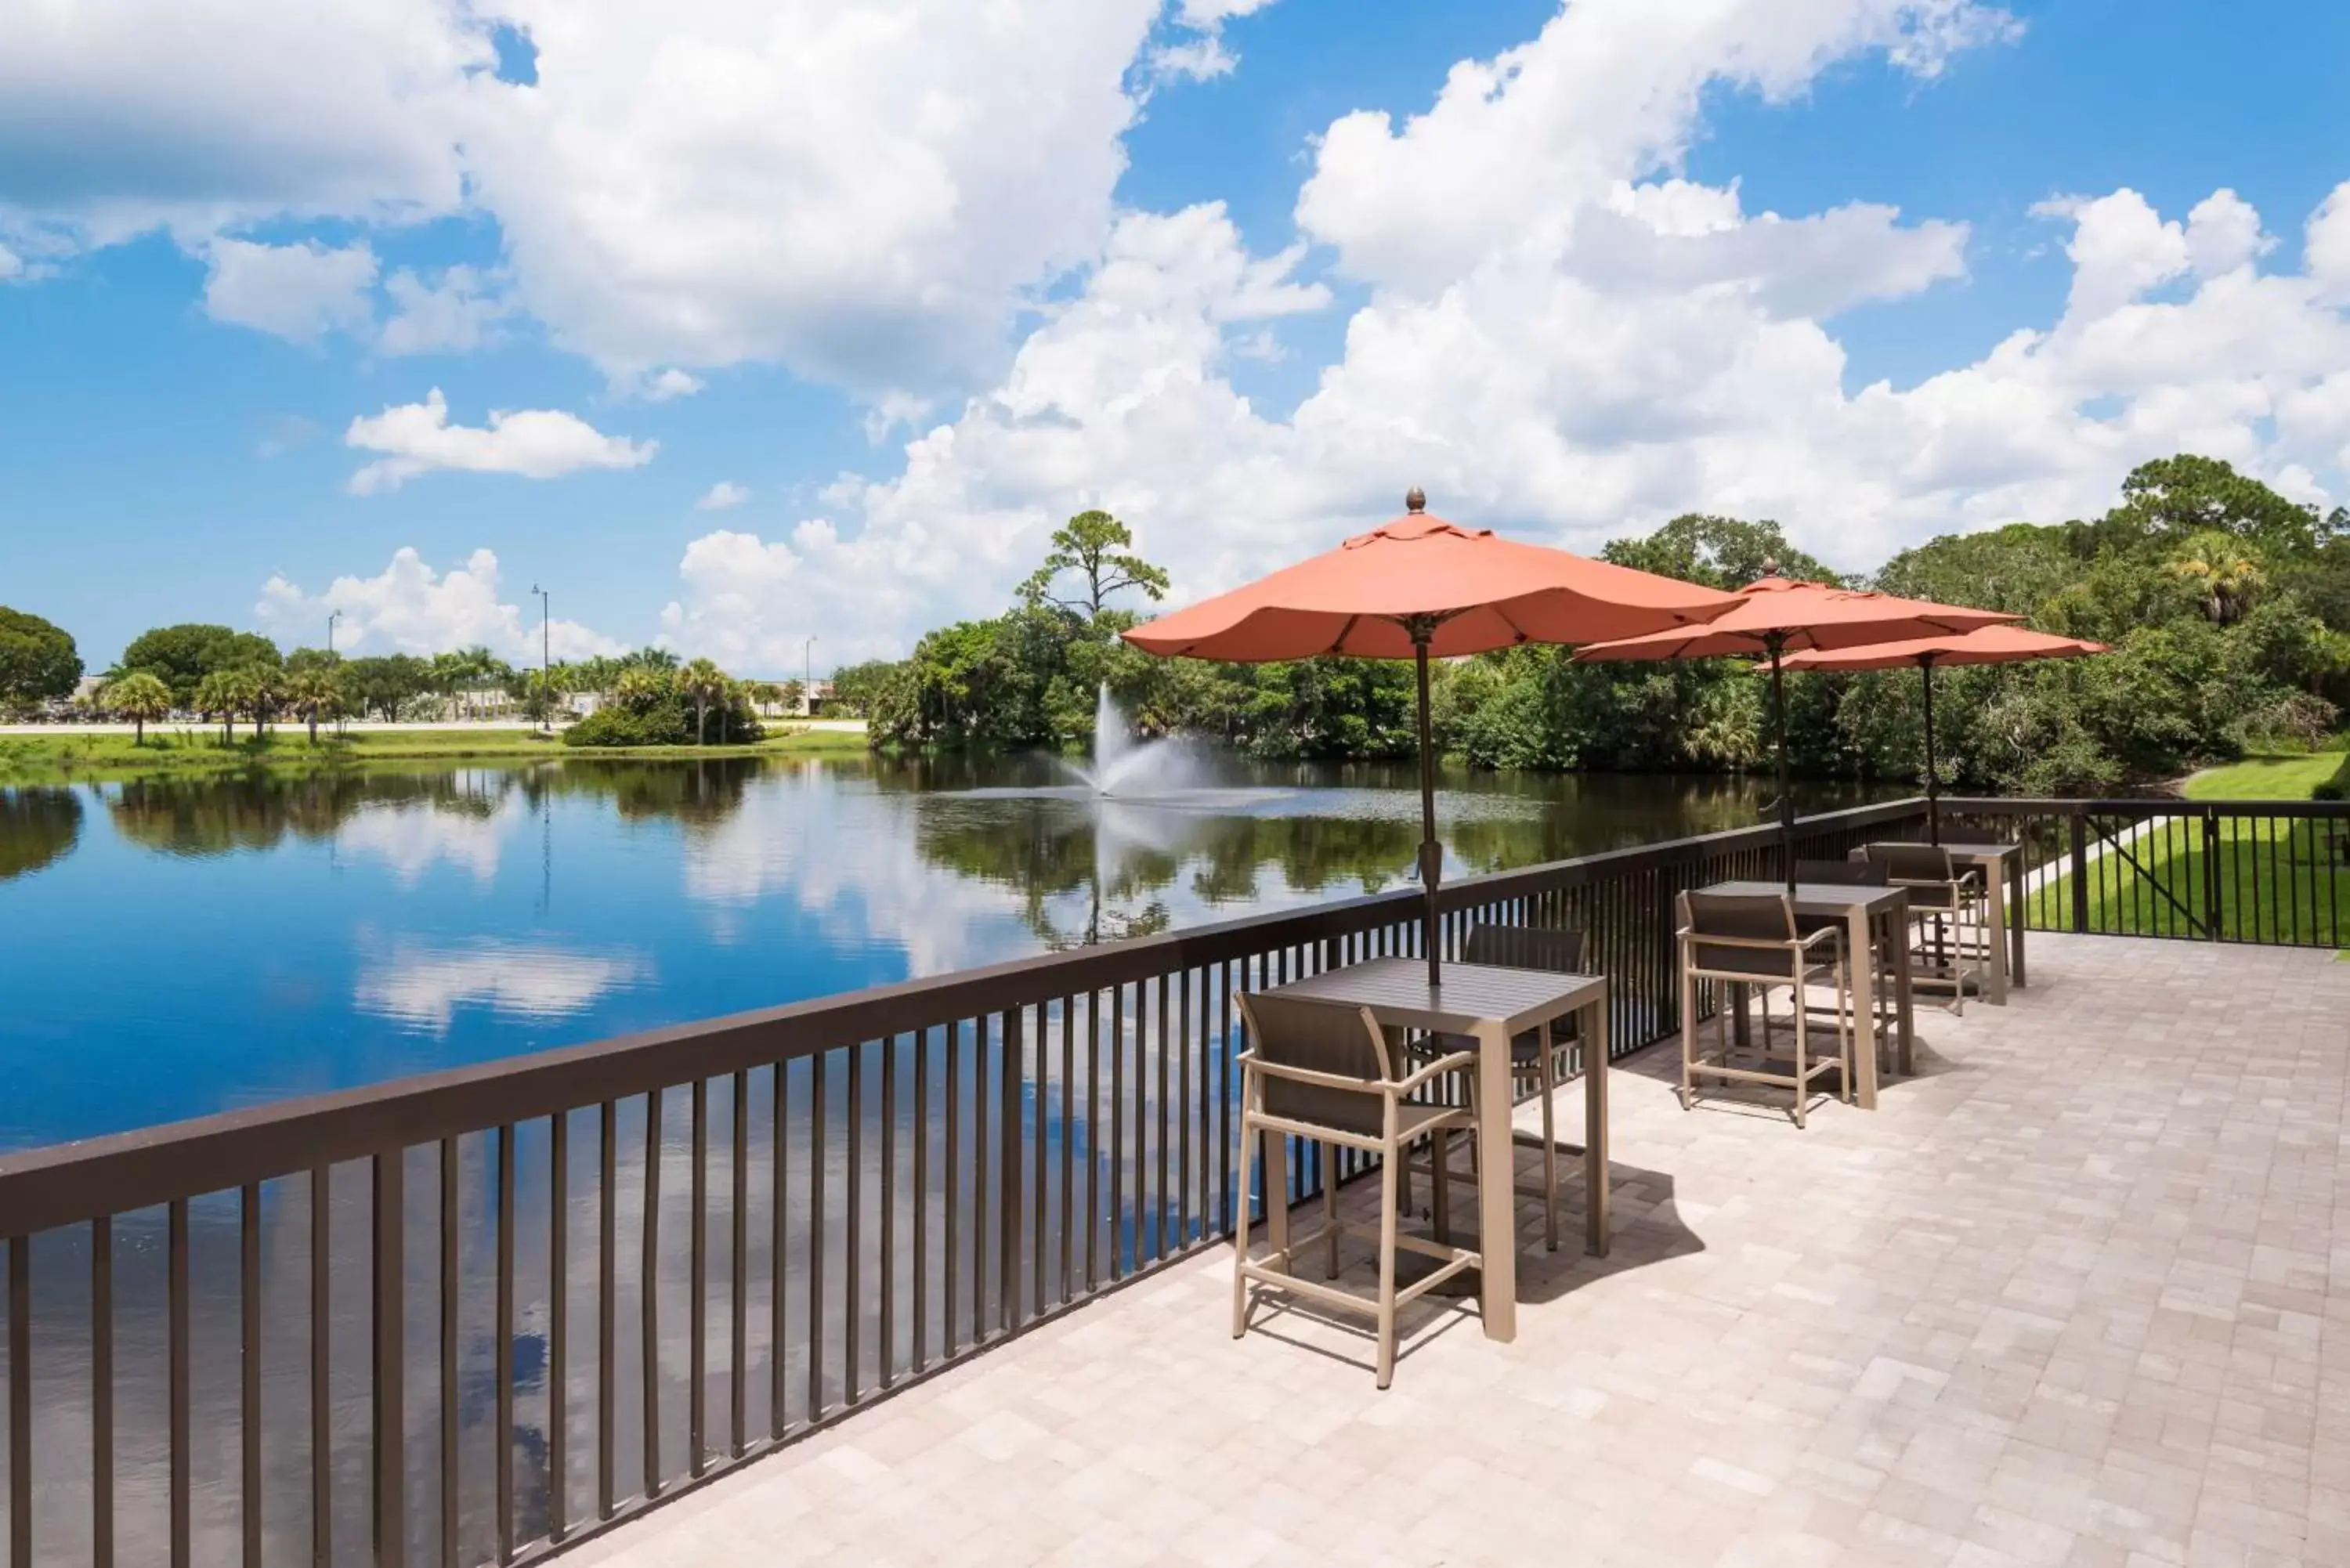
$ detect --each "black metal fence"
[2,794,1983,1567]
[1939,797,2350,948]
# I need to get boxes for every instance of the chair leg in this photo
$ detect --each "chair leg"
[1231,1107,1253,1339]
[1838,957,1855,1104]
[1541,1046,1559,1252]
[1376,1134,1401,1390]
[1947,912,1965,1017]
[1679,962,1697,1111]
[1430,1125,1452,1244]
[1322,1141,1341,1281]
[1791,986,1809,1130]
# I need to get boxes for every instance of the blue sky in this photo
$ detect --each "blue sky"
[5,0,2348,674]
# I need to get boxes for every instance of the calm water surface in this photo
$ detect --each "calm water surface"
[0,753,1893,1151]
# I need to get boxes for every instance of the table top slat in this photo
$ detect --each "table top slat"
[1253,957,1603,1035]
[1698,880,1910,916]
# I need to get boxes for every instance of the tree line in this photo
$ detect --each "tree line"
[858,456,2350,794]
[0,617,800,750]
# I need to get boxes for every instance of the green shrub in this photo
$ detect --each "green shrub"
[2315,750,2350,800]
[564,699,692,748]
[561,695,765,748]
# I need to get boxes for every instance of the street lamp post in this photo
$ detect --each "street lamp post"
[530,585,552,731]
[327,609,341,656]
[803,635,817,717]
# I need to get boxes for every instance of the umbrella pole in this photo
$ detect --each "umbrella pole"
[1922,657,1940,846]
[1769,638,1795,892]
[1413,629,1443,990]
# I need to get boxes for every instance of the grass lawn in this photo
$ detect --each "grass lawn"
[2026,750,2350,948]
[2182,751,2347,800]
[0,724,870,784]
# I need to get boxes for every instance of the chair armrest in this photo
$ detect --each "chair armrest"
[1236,1054,1380,1094]
[1393,1050,1477,1096]
[1683,932,1808,951]
[1797,926,1842,952]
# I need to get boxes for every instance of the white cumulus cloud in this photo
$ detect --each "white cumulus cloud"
[0,0,489,249]
[378,264,510,356]
[255,546,624,660]
[639,369,704,403]
[696,481,750,511]
[202,237,378,343]
[460,0,1166,394]
[343,388,656,494]
[642,4,2350,668]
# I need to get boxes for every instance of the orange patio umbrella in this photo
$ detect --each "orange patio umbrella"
[1771,623,2106,844]
[1123,490,1739,986]
[1574,573,2019,887]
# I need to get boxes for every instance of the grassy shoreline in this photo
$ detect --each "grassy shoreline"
[0,724,870,784]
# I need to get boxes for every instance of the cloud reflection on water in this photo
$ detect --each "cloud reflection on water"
[356,939,650,1034]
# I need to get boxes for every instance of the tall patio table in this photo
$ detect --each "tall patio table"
[1253,956,1609,1344]
[1850,841,2026,1001]
[1941,842,2026,996]
[1698,880,1914,1107]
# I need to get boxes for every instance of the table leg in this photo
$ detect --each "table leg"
[1474,1021,1517,1342]
[1983,860,2010,1005]
[2007,852,2028,987]
[1730,981,1752,1050]
[1260,1127,1289,1273]
[1893,912,1916,1074]
[1582,998,1610,1257]
[1845,909,1879,1110]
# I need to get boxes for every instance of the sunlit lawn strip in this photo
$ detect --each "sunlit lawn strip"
[0,724,869,783]
[2026,812,2350,946]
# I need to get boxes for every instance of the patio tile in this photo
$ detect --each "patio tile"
[565,935,2350,1568]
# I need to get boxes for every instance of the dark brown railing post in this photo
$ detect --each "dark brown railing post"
[10,1233,31,1568]
[998,1009,1021,1336]
[373,1150,407,1568]
[2068,811,2090,933]
[2202,809,2222,940]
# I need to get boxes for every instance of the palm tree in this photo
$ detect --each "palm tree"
[193,669,254,742]
[2168,531,2265,624]
[681,658,728,743]
[245,665,284,736]
[286,667,343,744]
[615,667,668,710]
[100,671,172,745]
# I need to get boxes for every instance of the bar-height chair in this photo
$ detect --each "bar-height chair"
[1403,923,1588,1252]
[1232,992,1483,1388]
[1863,842,1990,1014]
[1676,889,1853,1128]
[1793,859,1896,1064]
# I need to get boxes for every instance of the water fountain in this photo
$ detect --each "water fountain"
[1061,685,1198,797]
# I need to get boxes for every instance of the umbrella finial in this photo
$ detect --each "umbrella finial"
[1758,558,1779,581]
[1405,486,1426,514]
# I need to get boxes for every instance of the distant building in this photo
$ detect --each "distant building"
[746,679,833,718]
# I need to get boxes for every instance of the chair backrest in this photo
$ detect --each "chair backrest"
[1462,923,1585,974]
[1679,890,1800,980]
[1795,858,1887,886]
[1864,841,1955,883]
[1237,992,1393,1136]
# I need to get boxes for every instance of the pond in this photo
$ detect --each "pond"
[0,753,1897,1152]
